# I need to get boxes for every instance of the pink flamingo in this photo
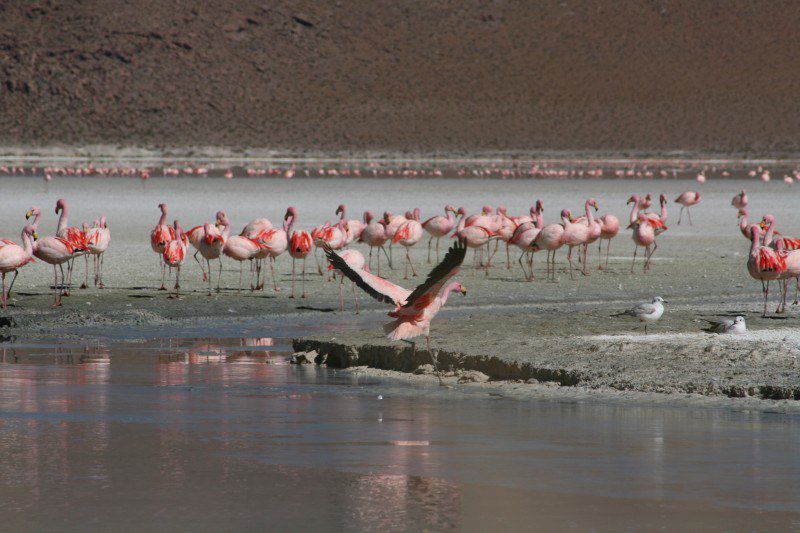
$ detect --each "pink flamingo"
[761,215,800,251]
[186,211,226,281]
[675,191,701,225]
[731,189,748,210]
[288,230,313,298]
[240,216,272,238]
[627,195,662,273]
[54,199,88,292]
[360,211,390,275]
[453,211,495,276]
[252,207,295,292]
[163,220,187,298]
[336,204,366,246]
[85,216,111,288]
[0,225,36,310]
[738,209,753,240]
[597,210,620,270]
[223,225,267,294]
[328,248,366,313]
[384,211,408,268]
[393,208,424,279]
[422,205,458,263]
[747,225,786,316]
[33,229,79,306]
[324,239,467,383]
[150,203,176,290]
[196,222,226,295]
[574,199,601,273]
[532,211,566,281]
[510,216,542,281]
[562,204,594,278]
[638,194,652,211]
[775,240,800,313]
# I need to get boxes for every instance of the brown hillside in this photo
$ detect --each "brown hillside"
[2,1,800,154]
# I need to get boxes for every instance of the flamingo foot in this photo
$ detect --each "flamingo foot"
[158,286,166,291]
[63,290,70,297]
[79,283,88,289]
[98,282,105,289]
[52,300,62,308]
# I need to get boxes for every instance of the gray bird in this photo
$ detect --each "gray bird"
[704,316,746,334]
[613,296,665,334]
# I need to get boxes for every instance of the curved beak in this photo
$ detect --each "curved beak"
[25,210,33,220]
[460,286,467,296]
[592,201,599,211]
[33,231,39,241]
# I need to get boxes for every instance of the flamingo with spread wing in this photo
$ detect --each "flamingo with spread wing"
[324,239,467,383]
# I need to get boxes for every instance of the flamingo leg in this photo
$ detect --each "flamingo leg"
[677,206,684,225]
[217,259,223,293]
[529,251,535,282]
[763,280,770,317]
[290,257,296,298]
[315,249,324,276]
[175,266,181,296]
[645,242,658,272]
[794,276,800,306]
[518,252,529,280]
[427,237,433,263]
[436,237,441,263]
[352,282,359,314]
[426,336,444,386]
[687,208,693,226]
[605,239,612,269]
[159,256,167,290]
[368,247,373,270]
[301,257,307,298]
[6,270,19,299]
[408,248,417,277]
[567,247,575,279]
[376,246,381,277]
[81,254,89,289]
[238,261,243,294]
[269,258,279,292]
[631,246,638,273]
[194,251,207,281]
[338,276,344,311]
[1,272,6,310]
[206,259,213,295]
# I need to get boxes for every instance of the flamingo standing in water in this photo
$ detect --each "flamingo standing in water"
[774,240,800,313]
[453,211,494,276]
[328,249,366,313]
[33,228,78,306]
[732,189,748,210]
[384,211,408,268]
[761,215,800,252]
[252,207,295,292]
[510,214,542,281]
[627,195,663,273]
[533,212,565,281]
[336,204,366,246]
[747,225,786,316]
[85,216,111,288]
[223,224,267,293]
[422,205,458,263]
[163,220,187,298]
[675,191,701,225]
[186,211,226,281]
[393,208,424,279]
[288,230,313,298]
[597,210,619,270]
[360,211,390,275]
[54,199,88,292]
[324,239,467,383]
[0,225,36,310]
[195,223,226,295]
[240,216,272,239]
[561,205,593,278]
[150,203,176,290]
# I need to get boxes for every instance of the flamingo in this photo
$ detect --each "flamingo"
[288,230,313,298]
[0,225,36,310]
[494,206,519,270]
[675,191,701,225]
[360,211,390,275]
[597,210,619,270]
[761,215,800,252]
[732,189,748,210]
[453,211,495,276]
[336,204,366,246]
[328,249,366,313]
[252,207,294,292]
[163,220,187,298]
[774,241,800,313]
[510,219,541,281]
[223,224,267,293]
[240,216,272,238]
[422,205,458,263]
[393,208,424,279]
[150,203,176,290]
[465,206,502,267]
[195,223,226,295]
[186,211,226,281]
[54,199,88,292]
[573,199,601,274]
[627,195,662,273]
[638,194,652,211]
[85,216,111,288]
[384,211,408,268]
[532,212,565,281]
[33,230,79,307]
[747,225,787,317]
[562,204,594,278]
[324,239,467,383]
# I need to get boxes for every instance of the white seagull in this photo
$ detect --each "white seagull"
[704,316,746,335]
[614,296,665,334]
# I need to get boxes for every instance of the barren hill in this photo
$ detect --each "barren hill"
[2,1,800,155]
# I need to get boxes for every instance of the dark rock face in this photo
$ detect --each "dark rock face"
[2,1,800,154]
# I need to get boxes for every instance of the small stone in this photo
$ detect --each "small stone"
[290,350,317,365]
[457,370,490,383]
[414,364,435,375]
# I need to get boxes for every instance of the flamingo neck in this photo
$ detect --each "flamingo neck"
[57,204,69,233]
[739,213,748,232]
[764,220,775,246]
[221,219,230,240]
[629,200,639,225]
[158,208,167,227]
[284,216,295,233]
[339,206,346,221]
[660,200,667,220]
[21,230,33,256]
[439,282,461,305]
[750,229,761,257]
[31,211,41,228]
[585,202,594,223]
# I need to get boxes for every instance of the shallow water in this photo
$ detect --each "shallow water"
[1,336,799,530]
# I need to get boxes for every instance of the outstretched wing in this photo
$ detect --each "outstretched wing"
[401,238,467,311]
[323,244,410,306]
